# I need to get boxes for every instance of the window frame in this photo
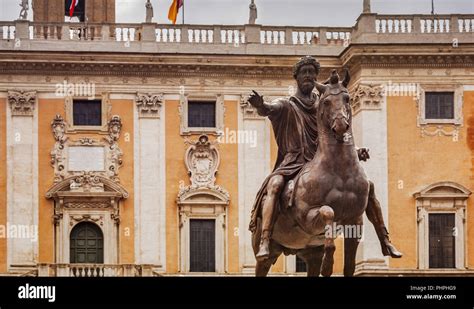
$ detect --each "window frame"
[179,93,225,135]
[416,84,463,126]
[414,182,471,270]
[65,94,109,133]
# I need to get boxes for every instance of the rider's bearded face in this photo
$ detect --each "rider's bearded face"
[296,64,317,95]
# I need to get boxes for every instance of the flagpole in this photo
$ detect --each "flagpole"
[182,0,185,24]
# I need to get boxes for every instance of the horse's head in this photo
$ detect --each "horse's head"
[315,69,351,140]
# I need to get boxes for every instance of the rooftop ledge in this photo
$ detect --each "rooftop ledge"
[0,13,473,56]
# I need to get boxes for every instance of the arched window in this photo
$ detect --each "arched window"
[70,222,104,264]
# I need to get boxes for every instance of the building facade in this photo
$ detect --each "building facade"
[0,1,473,276]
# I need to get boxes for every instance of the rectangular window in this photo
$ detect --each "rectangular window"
[429,214,455,268]
[296,256,307,273]
[73,100,102,126]
[188,101,216,128]
[425,92,454,119]
[189,219,215,272]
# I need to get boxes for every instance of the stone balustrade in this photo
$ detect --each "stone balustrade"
[0,13,472,55]
[37,263,157,277]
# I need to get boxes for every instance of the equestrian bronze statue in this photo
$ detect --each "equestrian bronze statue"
[248,56,402,277]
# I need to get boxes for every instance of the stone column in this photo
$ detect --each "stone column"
[7,90,38,272]
[350,84,389,272]
[237,95,271,273]
[134,93,166,272]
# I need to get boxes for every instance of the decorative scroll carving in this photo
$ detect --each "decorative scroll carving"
[420,125,460,138]
[50,115,124,183]
[70,172,105,193]
[70,215,104,226]
[105,115,122,144]
[135,93,163,118]
[8,90,36,116]
[50,115,69,182]
[177,135,229,203]
[350,84,383,114]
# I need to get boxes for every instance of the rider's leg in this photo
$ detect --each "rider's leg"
[366,181,402,258]
[256,174,285,261]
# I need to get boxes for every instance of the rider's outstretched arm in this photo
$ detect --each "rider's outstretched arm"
[248,90,283,117]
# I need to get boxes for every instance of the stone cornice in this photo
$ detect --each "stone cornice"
[345,54,474,68]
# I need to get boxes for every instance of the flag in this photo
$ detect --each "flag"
[168,0,184,24]
[69,0,79,17]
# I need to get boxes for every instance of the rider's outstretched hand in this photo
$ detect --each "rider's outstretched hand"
[248,90,264,108]
[357,148,370,161]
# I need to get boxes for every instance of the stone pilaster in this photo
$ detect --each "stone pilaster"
[6,90,38,272]
[133,93,166,272]
[350,84,389,272]
[237,94,271,273]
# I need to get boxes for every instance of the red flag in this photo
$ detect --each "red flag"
[69,0,78,17]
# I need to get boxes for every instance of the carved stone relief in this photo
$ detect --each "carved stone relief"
[135,93,163,118]
[350,84,383,115]
[177,135,229,203]
[50,114,124,184]
[8,90,36,116]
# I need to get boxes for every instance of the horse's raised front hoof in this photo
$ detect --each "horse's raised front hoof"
[320,246,335,277]
[382,241,403,258]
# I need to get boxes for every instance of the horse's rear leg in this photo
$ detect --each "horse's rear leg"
[296,246,324,277]
[255,243,283,277]
[319,205,335,277]
[344,217,363,277]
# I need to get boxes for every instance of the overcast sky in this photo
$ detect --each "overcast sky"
[1,0,473,26]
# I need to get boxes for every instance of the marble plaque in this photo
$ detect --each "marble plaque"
[68,146,105,171]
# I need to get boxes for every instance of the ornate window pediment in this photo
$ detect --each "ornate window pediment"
[414,181,471,270]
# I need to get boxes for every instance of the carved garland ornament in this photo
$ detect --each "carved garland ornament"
[178,135,229,202]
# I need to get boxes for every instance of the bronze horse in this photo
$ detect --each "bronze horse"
[252,70,370,277]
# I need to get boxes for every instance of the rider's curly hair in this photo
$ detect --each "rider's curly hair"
[293,56,320,79]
